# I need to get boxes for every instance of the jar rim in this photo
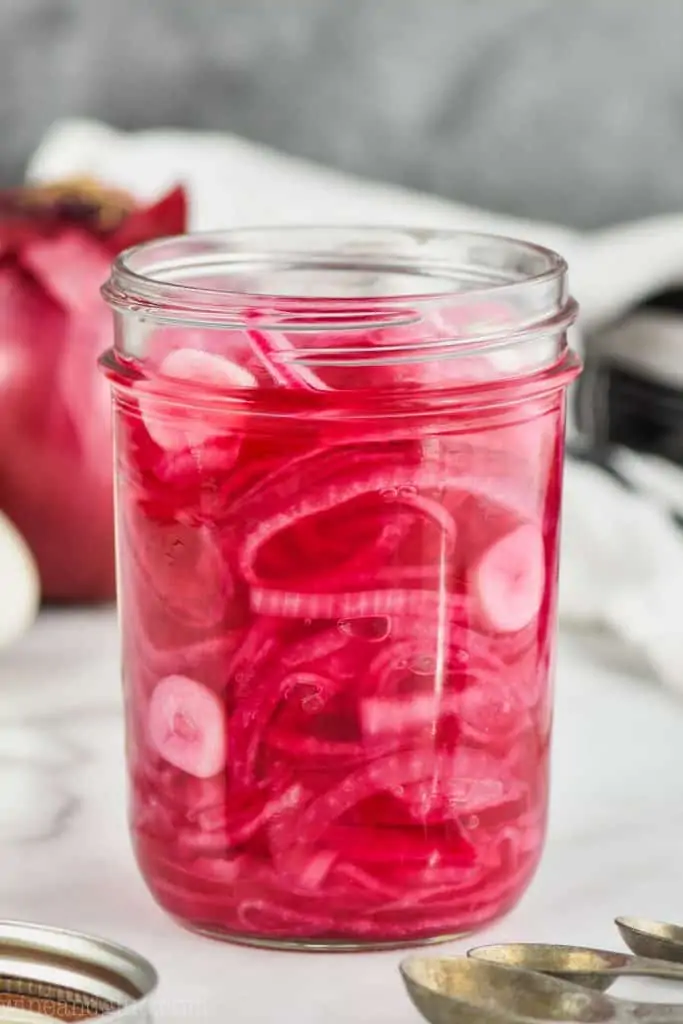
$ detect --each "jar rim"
[102,225,570,329]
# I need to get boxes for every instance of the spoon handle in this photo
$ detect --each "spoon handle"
[631,1005,683,1024]
[624,956,683,981]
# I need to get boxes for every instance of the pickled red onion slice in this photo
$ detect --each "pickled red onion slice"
[247,324,330,391]
[136,348,256,452]
[469,522,545,634]
[147,674,228,779]
[250,587,465,620]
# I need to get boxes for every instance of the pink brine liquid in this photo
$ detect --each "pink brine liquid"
[110,320,569,948]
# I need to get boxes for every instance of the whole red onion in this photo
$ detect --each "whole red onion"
[0,179,187,602]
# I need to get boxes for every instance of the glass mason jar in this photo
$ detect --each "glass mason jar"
[100,227,580,950]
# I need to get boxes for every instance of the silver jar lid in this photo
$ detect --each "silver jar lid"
[0,921,157,1022]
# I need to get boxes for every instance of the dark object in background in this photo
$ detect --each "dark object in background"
[576,291,683,467]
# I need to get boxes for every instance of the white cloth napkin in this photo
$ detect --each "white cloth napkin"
[22,118,683,691]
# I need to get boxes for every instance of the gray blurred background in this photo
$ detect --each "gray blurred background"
[2,0,683,230]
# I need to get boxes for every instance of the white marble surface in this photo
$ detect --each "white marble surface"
[2,608,683,1023]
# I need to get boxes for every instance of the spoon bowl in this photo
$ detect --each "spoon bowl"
[467,944,633,991]
[400,955,621,1024]
[616,917,683,965]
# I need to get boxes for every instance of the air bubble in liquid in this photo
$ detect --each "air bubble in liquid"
[410,655,436,676]
[301,693,324,714]
[337,617,391,642]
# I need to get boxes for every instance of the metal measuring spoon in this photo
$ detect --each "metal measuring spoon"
[616,918,683,966]
[468,943,683,991]
[400,955,683,1024]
